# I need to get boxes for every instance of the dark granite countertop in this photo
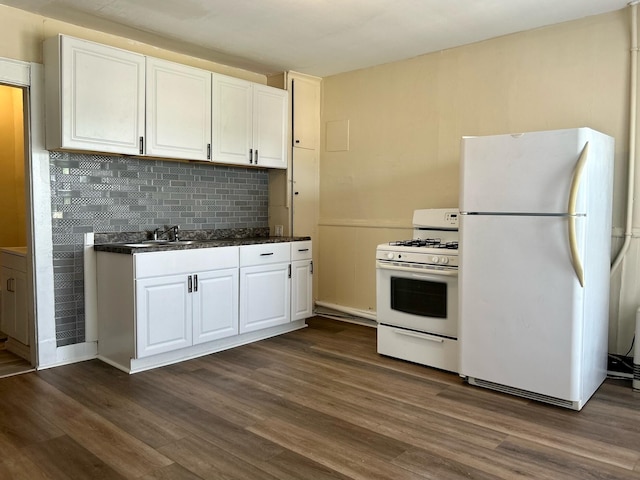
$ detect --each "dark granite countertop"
[94,234,311,255]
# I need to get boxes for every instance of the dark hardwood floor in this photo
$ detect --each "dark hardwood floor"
[1,317,639,479]
[0,339,33,378]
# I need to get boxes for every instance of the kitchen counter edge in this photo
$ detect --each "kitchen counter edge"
[94,236,311,254]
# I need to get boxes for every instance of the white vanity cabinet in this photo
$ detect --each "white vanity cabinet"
[239,243,291,333]
[44,34,145,155]
[290,241,313,322]
[212,74,288,169]
[145,57,212,161]
[0,248,29,346]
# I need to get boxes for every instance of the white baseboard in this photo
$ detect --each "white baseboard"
[37,341,98,370]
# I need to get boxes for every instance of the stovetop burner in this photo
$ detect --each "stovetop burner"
[389,239,458,249]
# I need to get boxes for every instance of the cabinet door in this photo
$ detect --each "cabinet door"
[146,58,212,161]
[212,74,252,165]
[291,76,320,150]
[56,36,145,154]
[291,260,313,321]
[253,84,288,169]
[239,262,290,333]
[136,274,192,358]
[193,268,239,344]
[0,266,14,338]
[0,267,28,345]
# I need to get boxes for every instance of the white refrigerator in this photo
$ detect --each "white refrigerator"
[458,128,614,410]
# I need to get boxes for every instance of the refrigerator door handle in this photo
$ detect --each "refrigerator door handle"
[567,141,589,287]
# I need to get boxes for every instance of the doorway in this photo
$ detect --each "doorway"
[0,83,34,377]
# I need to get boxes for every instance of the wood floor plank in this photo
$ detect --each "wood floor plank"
[0,349,34,378]
[0,317,637,480]
[248,417,426,480]
[158,434,282,480]
[0,376,65,449]
[4,374,174,478]
[23,434,128,480]
[37,365,190,449]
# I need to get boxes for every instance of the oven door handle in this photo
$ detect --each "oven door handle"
[376,262,457,276]
[393,328,445,343]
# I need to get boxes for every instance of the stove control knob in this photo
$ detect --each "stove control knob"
[440,257,449,264]
[386,252,394,260]
[431,256,439,263]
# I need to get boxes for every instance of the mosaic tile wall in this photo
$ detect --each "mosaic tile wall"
[50,151,269,347]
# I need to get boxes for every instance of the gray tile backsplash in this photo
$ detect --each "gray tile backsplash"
[50,151,269,347]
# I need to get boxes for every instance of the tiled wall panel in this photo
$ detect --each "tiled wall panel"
[50,152,269,346]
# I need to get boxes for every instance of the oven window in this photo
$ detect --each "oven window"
[390,277,447,318]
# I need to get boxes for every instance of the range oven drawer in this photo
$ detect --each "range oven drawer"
[377,324,459,373]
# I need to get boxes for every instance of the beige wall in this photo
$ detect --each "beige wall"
[0,85,26,247]
[319,9,639,353]
[0,4,265,83]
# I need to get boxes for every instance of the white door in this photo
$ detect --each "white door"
[291,260,312,321]
[212,74,252,165]
[460,128,590,214]
[459,214,586,400]
[136,274,192,357]
[239,263,290,333]
[60,36,145,154]
[146,58,212,160]
[193,268,239,344]
[252,84,287,168]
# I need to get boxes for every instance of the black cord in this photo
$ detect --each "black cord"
[624,335,635,357]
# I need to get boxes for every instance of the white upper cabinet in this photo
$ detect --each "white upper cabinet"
[44,35,288,168]
[291,75,320,150]
[44,34,145,155]
[253,84,288,168]
[145,57,212,161]
[212,73,287,169]
[211,74,253,165]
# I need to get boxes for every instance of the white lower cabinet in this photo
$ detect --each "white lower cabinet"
[193,268,239,344]
[291,241,313,322]
[97,241,311,373]
[239,243,291,333]
[136,273,193,358]
[0,249,29,346]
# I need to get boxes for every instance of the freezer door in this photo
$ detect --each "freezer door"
[460,128,591,214]
[459,214,586,401]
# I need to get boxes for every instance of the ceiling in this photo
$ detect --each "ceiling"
[1,0,631,77]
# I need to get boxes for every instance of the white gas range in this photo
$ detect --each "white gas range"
[376,208,459,373]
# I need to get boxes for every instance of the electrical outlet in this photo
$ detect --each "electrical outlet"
[275,225,283,237]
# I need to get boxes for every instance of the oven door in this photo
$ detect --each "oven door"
[376,261,458,338]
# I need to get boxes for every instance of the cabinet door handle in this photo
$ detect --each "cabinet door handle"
[207,143,211,160]
[6,278,13,292]
[139,136,144,154]
[310,261,313,275]
[188,275,193,293]
[194,274,198,292]
[254,149,259,164]
[288,264,291,278]
[260,252,274,256]
[298,248,309,252]
[249,148,253,164]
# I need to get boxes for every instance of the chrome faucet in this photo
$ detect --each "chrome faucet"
[153,225,180,241]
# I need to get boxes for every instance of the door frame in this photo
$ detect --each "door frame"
[0,57,56,368]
